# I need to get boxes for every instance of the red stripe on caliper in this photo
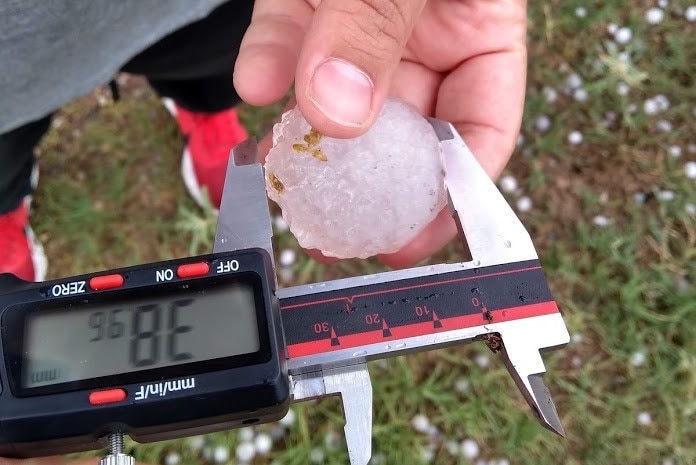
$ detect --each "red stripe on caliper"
[286,300,560,359]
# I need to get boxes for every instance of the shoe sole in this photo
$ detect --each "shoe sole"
[24,164,48,281]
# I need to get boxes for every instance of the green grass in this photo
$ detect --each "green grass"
[34,2,695,465]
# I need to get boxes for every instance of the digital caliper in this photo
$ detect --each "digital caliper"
[0,119,570,465]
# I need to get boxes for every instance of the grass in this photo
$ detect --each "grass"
[32,2,695,465]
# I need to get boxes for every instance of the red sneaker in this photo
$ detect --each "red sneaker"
[163,99,248,209]
[0,202,47,282]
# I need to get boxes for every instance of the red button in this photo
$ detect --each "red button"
[89,274,124,290]
[89,388,127,405]
[177,262,210,278]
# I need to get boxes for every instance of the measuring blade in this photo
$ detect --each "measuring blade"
[427,118,538,267]
[291,364,372,465]
[213,138,275,272]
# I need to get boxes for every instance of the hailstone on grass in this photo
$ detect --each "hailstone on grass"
[264,97,446,259]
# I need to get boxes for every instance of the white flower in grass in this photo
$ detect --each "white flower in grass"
[637,411,652,426]
[567,130,583,145]
[460,439,480,460]
[645,7,664,25]
[214,445,230,464]
[685,161,696,179]
[686,6,696,21]
[235,442,255,463]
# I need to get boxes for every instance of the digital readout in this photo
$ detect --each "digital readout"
[22,283,260,388]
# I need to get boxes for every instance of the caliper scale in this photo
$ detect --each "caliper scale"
[0,119,569,464]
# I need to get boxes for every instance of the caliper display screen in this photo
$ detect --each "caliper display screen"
[21,282,260,388]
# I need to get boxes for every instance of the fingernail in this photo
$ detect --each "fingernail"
[309,58,373,127]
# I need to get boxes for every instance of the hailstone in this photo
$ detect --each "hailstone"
[264,97,446,259]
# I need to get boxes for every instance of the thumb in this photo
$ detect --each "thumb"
[295,0,426,138]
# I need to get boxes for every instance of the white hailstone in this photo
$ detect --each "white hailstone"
[565,73,583,92]
[637,411,652,426]
[273,215,289,232]
[187,435,206,452]
[575,7,587,18]
[496,459,511,465]
[688,143,696,154]
[278,267,295,283]
[369,453,386,465]
[516,133,525,147]
[238,427,255,442]
[543,86,558,103]
[202,446,214,461]
[662,459,675,465]
[668,145,682,157]
[617,51,630,63]
[567,130,584,145]
[411,414,431,434]
[499,175,518,193]
[684,161,696,179]
[279,248,297,267]
[475,353,490,369]
[164,452,181,465]
[593,215,611,227]
[279,408,296,427]
[656,120,673,133]
[658,0,668,7]
[626,103,638,114]
[446,440,460,456]
[324,430,341,450]
[269,424,287,441]
[657,190,675,201]
[254,433,273,455]
[686,203,696,216]
[516,196,533,213]
[310,447,325,464]
[643,99,660,115]
[686,5,696,21]
[654,94,671,111]
[534,115,552,133]
[571,356,583,368]
[634,192,647,204]
[645,7,665,24]
[235,442,255,463]
[573,87,589,102]
[213,445,230,464]
[616,82,630,96]
[420,446,436,463]
[607,22,618,34]
[454,377,470,394]
[630,351,647,367]
[460,439,480,459]
[571,333,583,343]
[265,98,446,259]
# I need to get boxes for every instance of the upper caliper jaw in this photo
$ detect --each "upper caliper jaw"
[428,117,570,436]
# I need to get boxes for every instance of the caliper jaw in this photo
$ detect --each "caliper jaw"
[429,117,569,436]
[290,364,373,465]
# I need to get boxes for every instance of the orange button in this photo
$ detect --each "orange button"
[89,388,127,405]
[177,262,210,278]
[89,274,124,290]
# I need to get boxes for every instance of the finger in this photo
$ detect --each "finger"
[436,46,527,180]
[295,0,427,138]
[233,0,312,106]
[388,60,442,116]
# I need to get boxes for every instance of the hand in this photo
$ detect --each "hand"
[234,0,527,267]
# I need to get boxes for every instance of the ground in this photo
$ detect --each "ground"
[30,2,695,465]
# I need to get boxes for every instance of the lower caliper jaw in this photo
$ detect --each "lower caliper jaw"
[290,363,373,465]
[496,313,570,436]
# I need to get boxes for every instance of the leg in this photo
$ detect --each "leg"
[0,115,52,281]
